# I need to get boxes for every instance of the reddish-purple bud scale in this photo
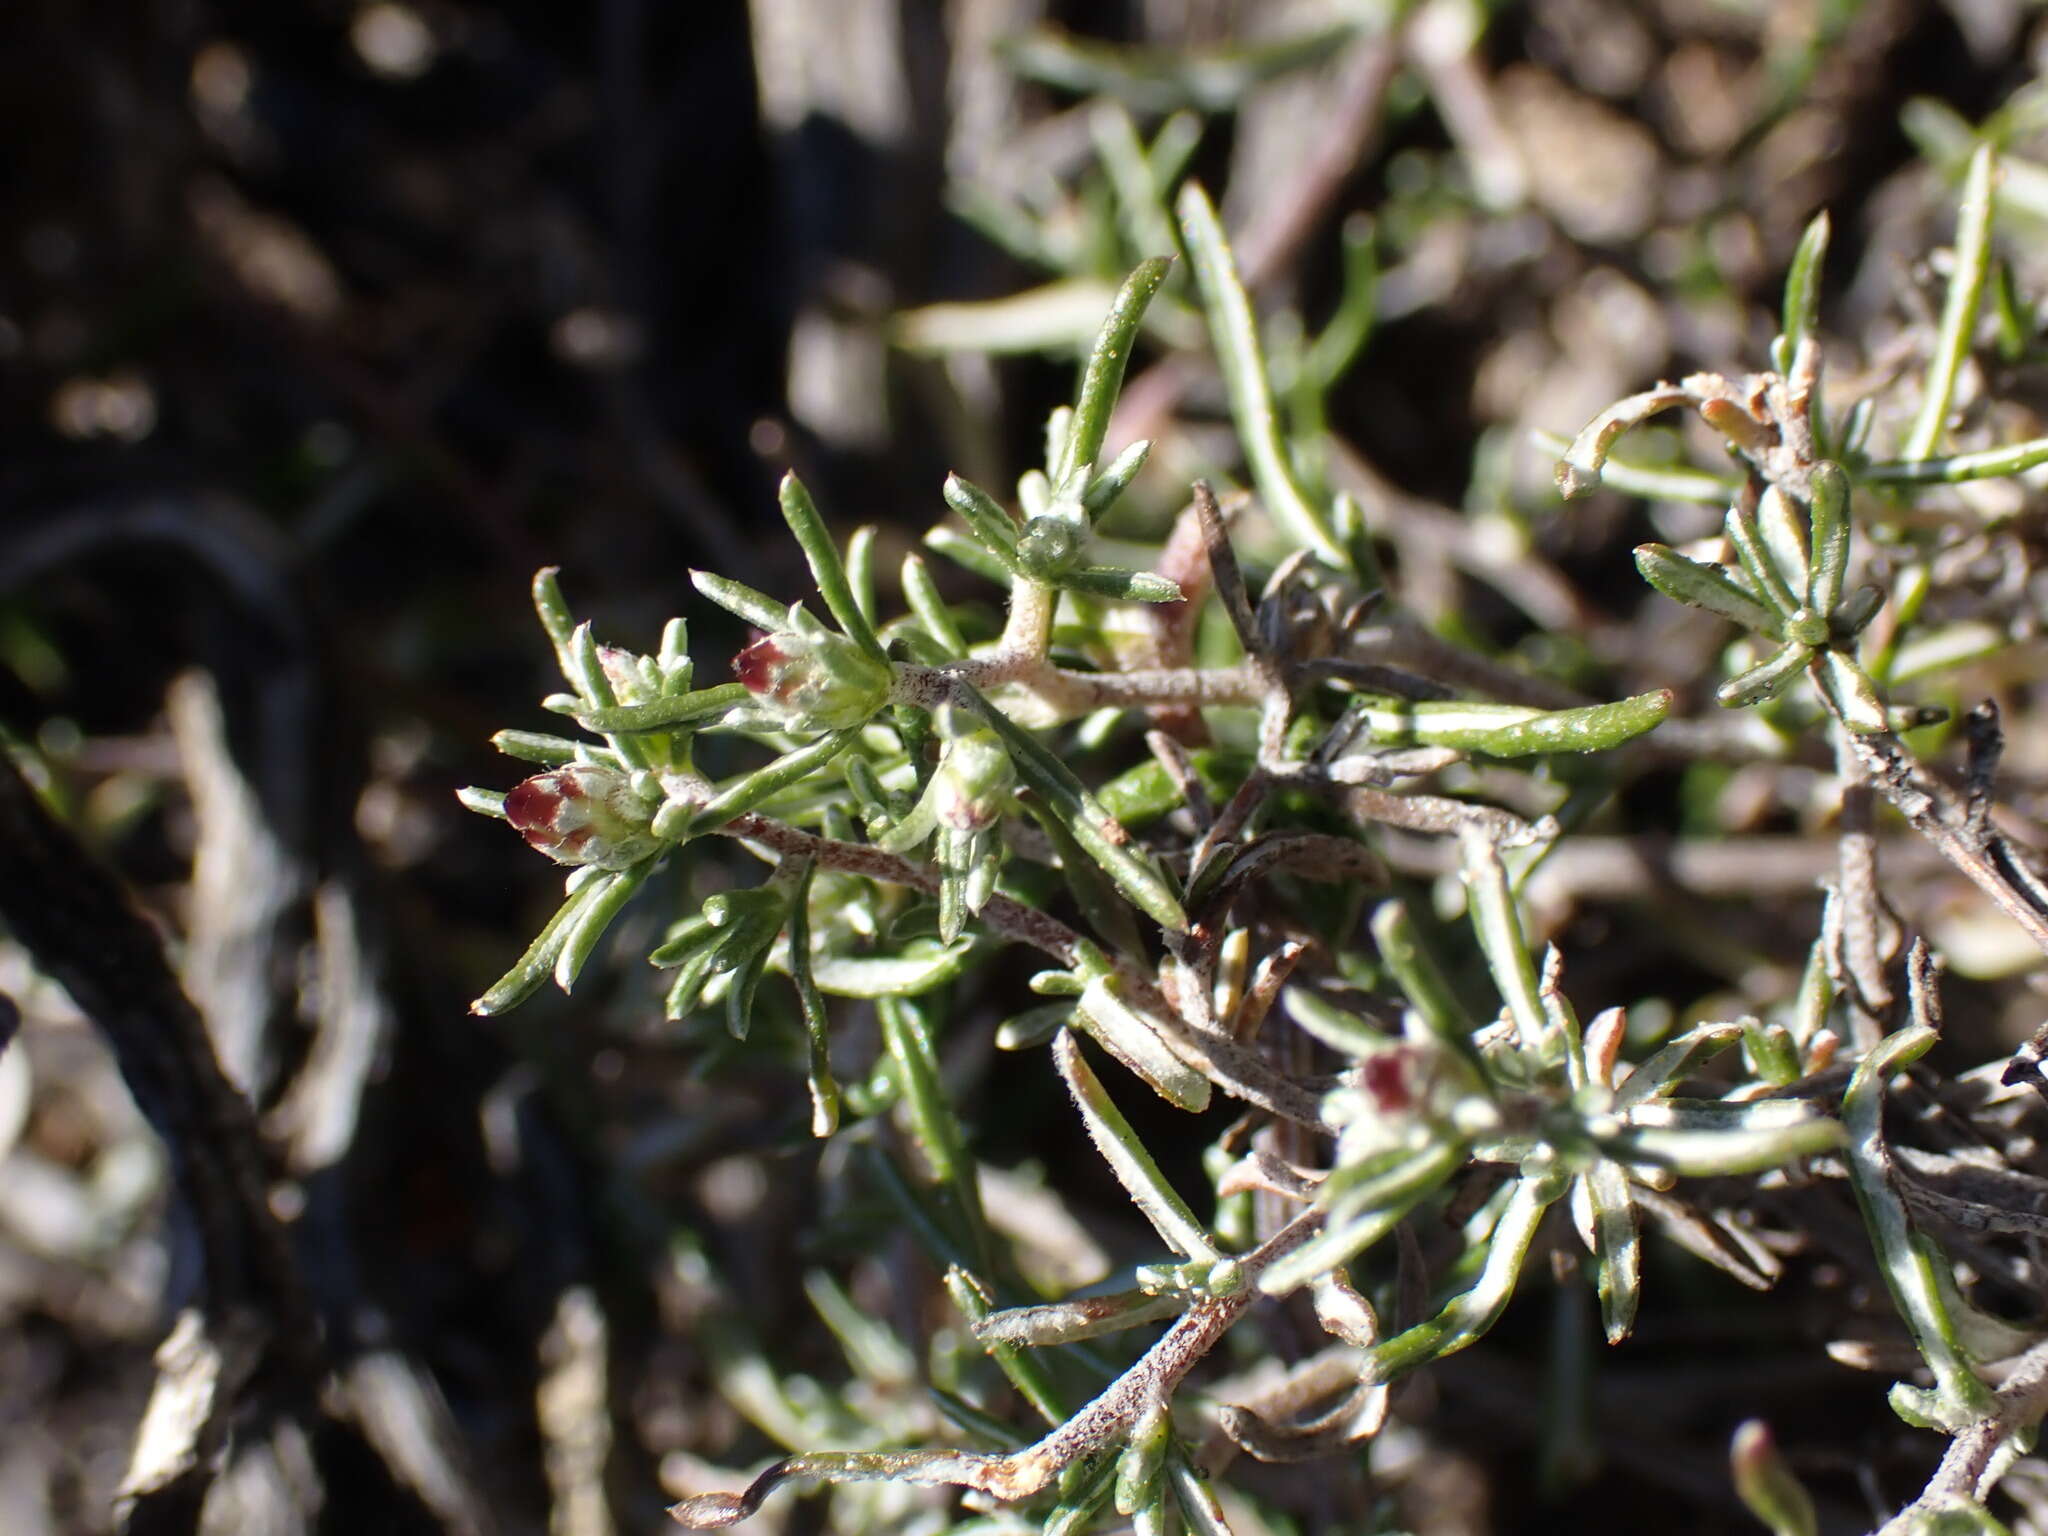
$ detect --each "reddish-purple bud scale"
[500,766,657,869]
[733,637,785,697]
[1363,1054,1412,1113]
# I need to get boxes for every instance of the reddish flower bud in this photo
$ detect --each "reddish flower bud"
[503,764,659,869]
[1322,1040,1480,1163]
[732,627,892,731]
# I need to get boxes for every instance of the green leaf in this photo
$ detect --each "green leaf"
[1371,901,1489,1086]
[572,684,750,734]
[1305,213,1379,391]
[1258,1139,1465,1298]
[899,553,968,658]
[880,996,989,1265]
[688,730,861,837]
[1730,1420,1819,1536]
[472,878,606,1015]
[1081,439,1153,516]
[1055,1029,1218,1259]
[808,939,978,998]
[1363,1167,1568,1382]
[531,566,579,675]
[1073,971,1212,1113]
[1716,642,1812,709]
[1585,1159,1640,1344]
[554,860,654,993]
[941,474,1025,574]
[1844,1023,1996,1421]
[1609,1021,1742,1111]
[1903,143,1997,461]
[1634,544,1785,638]
[1743,1016,1803,1087]
[955,683,1187,934]
[1726,500,1801,620]
[1022,796,1148,957]
[1094,749,1245,828]
[691,569,792,630]
[1461,827,1557,1073]
[491,729,607,766]
[779,473,890,663]
[1463,690,1671,757]
[923,523,1015,583]
[1864,434,2048,485]
[973,1286,1184,1348]
[1114,1399,1171,1517]
[458,786,508,818]
[1177,180,1345,566]
[1755,486,1811,599]
[786,862,842,1137]
[1053,566,1186,603]
[1813,650,1889,734]
[1606,1102,1843,1175]
[942,1267,1066,1426]
[1805,461,1851,617]
[1057,257,1173,493]
[1773,210,1831,375]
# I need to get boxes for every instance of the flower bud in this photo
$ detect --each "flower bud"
[503,764,661,868]
[732,627,892,730]
[1017,513,1083,577]
[597,644,659,704]
[1322,1040,1461,1163]
[930,727,1014,832]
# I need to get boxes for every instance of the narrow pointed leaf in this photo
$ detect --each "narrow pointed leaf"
[900,553,968,657]
[1364,1168,1568,1382]
[1844,1023,1996,1420]
[1056,1030,1218,1259]
[1726,500,1801,619]
[1814,650,1889,733]
[1177,180,1344,565]
[1082,438,1153,515]
[1774,210,1830,374]
[786,862,842,1137]
[1058,257,1172,491]
[942,474,1025,573]
[1634,544,1784,637]
[1903,143,1997,461]
[1074,975,1211,1112]
[1716,642,1812,708]
[554,861,653,992]
[572,684,750,734]
[1054,566,1186,603]
[691,569,793,630]
[780,473,889,661]
[1585,1159,1641,1344]
[688,730,861,836]
[472,879,605,1015]
[956,683,1187,934]
[1805,461,1851,617]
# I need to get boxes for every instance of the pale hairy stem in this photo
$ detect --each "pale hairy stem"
[668,1206,1326,1527]
[1001,575,1057,659]
[1832,727,1895,1048]
[896,657,1269,724]
[715,814,1324,1126]
[1873,1334,2048,1535]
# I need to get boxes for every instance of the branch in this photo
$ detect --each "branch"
[669,1206,1326,1526]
